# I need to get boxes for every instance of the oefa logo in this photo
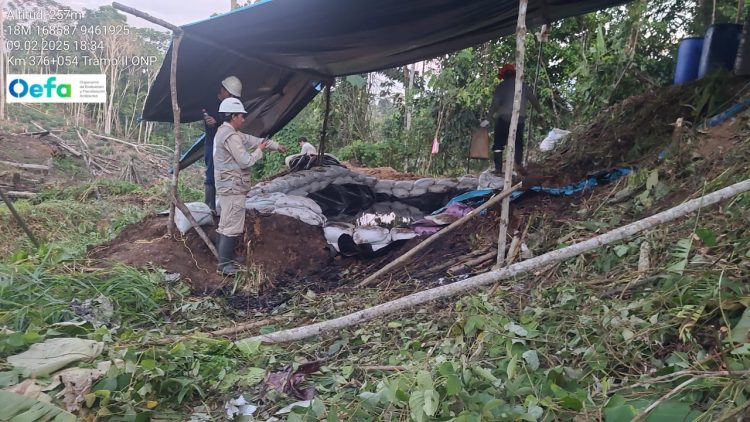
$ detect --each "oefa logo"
[8,77,72,99]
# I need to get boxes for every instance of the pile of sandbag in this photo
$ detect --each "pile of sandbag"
[245,193,327,226]
[248,166,479,200]
[372,176,478,198]
[247,166,378,198]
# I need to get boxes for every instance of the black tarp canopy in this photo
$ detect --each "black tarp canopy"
[142,0,630,167]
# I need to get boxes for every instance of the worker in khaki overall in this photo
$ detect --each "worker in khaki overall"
[213,97,286,275]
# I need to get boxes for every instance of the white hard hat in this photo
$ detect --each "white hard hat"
[218,97,247,114]
[221,76,242,97]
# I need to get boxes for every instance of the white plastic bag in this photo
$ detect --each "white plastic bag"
[539,128,571,152]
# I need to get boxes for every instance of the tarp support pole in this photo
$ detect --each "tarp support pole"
[318,82,332,163]
[496,0,528,268]
[112,3,216,254]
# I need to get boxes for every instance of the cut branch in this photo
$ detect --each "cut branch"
[171,192,218,259]
[0,160,50,172]
[241,178,750,344]
[357,182,521,287]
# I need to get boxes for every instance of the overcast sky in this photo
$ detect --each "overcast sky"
[61,0,232,28]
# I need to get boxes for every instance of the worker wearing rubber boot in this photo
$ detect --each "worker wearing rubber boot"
[483,64,542,175]
[213,97,286,275]
[203,76,243,213]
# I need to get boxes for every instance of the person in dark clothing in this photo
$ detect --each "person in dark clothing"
[202,76,243,211]
[482,64,542,175]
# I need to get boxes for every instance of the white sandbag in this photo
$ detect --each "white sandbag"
[394,180,414,190]
[273,206,327,226]
[435,179,458,188]
[391,187,410,198]
[353,226,390,245]
[390,227,419,241]
[174,202,213,234]
[362,176,379,186]
[427,184,450,193]
[374,180,395,192]
[287,188,308,197]
[409,187,427,196]
[478,170,504,189]
[540,128,571,152]
[414,178,435,188]
[275,195,323,214]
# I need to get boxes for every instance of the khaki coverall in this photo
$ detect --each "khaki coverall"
[213,122,279,236]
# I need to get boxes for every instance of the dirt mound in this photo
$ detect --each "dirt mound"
[529,76,746,186]
[344,163,422,180]
[0,132,78,193]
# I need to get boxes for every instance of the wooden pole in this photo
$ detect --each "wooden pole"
[110,3,189,239]
[357,182,521,288]
[0,188,39,248]
[111,2,182,32]
[167,33,184,236]
[496,0,528,267]
[318,82,332,163]
[240,178,750,344]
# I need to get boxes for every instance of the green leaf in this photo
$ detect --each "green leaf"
[416,370,434,390]
[6,333,25,347]
[409,391,427,422]
[423,389,439,416]
[695,228,717,247]
[646,170,658,191]
[0,391,76,422]
[345,75,367,88]
[667,238,693,275]
[522,350,540,370]
[561,396,583,411]
[507,355,519,380]
[604,404,637,422]
[235,339,261,357]
[614,245,629,257]
[244,367,266,386]
[645,400,701,421]
[0,371,20,388]
[730,307,750,343]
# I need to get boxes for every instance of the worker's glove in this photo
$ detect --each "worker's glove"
[480,119,490,128]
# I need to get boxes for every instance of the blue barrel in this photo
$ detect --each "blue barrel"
[698,23,743,78]
[674,37,704,84]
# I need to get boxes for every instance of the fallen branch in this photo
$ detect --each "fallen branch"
[91,133,172,154]
[608,369,750,393]
[30,121,82,158]
[0,160,50,172]
[632,378,698,422]
[358,182,522,287]
[240,178,750,344]
[0,188,39,248]
[448,251,497,274]
[6,191,36,199]
[171,192,219,259]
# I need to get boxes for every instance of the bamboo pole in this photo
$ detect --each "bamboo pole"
[497,0,528,267]
[0,188,39,248]
[239,178,750,344]
[357,182,521,288]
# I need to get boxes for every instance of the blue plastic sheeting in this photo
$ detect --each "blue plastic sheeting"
[435,167,633,214]
[704,98,750,128]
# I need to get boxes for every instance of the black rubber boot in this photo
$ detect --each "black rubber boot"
[493,151,504,175]
[217,234,239,276]
[204,184,217,213]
